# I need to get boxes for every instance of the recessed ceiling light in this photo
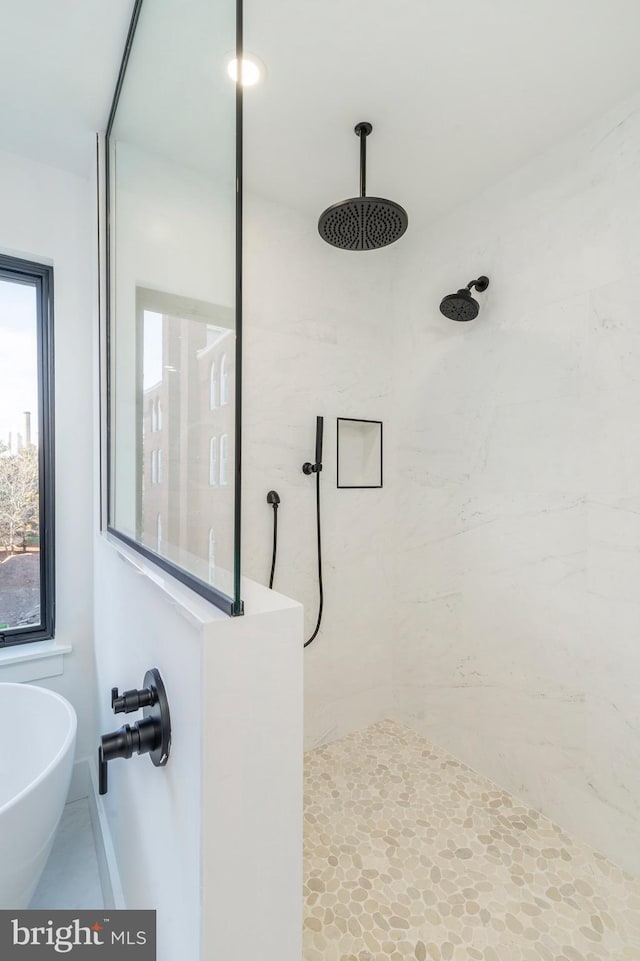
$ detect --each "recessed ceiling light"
[226,55,264,87]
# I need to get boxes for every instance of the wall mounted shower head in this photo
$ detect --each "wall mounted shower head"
[439,276,490,322]
[318,123,408,251]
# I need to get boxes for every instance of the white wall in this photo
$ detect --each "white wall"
[242,191,398,748]
[392,89,640,875]
[93,539,204,958]
[0,147,97,760]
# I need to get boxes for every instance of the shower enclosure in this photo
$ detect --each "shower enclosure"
[100,0,640,958]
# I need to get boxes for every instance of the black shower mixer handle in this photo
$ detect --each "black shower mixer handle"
[98,717,159,796]
[111,683,156,714]
[99,668,171,795]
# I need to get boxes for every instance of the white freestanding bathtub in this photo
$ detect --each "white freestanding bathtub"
[0,683,77,908]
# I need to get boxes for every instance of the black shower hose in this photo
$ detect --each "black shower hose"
[303,469,324,648]
[268,501,278,589]
[268,472,324,647]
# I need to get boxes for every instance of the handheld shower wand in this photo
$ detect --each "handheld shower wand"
[303,416,324,475]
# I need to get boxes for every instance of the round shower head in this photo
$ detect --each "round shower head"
[439,276,489,321]
[318,196,408,251]
[439,288,480,322]
[318,122,408,251]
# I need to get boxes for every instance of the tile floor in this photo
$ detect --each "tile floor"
[30,797,104,909]
[303,719,640,961]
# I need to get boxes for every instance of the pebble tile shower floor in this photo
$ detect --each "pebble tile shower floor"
[303,720,640,961]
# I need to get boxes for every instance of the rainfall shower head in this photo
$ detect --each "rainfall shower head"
[318,122,408,251]
[439,276,490,321]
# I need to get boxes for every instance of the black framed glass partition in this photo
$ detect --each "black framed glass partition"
[105,0,243,615]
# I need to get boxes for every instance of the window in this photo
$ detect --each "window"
[157,513,163,554]
[209,361,217,410]
[220,353,229,406]
[0,255,54,645]
[220,434,229,486]
[151,399,157,432]
[209,437,217,486]
[151,449,158,484]
[156,399,162,431]
[157,449,163,484]
[208,528,216,583]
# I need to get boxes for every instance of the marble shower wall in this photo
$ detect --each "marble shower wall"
[243,192,397,748]
[392,89,640,876]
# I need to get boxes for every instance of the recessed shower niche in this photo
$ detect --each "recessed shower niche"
[336,417,383,489]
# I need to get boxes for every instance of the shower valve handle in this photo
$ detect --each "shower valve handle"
[111,684,156,714]
[302,461,322,475]
[99,669,171,795]
[98,717,160,796]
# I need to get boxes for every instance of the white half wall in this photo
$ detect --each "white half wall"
[0,147,97,760]
[392,89,640,875]
[93,537,302,961]
[201,578,303,961]
[93,537,205,959]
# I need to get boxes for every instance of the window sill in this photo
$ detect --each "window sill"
[0,640,72,682]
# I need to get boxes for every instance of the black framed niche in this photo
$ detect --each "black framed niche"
[336,418,383,489]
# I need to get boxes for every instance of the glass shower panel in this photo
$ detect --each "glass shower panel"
[107,0,241,614]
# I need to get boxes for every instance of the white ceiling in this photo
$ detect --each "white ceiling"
[0,0,133,175]
[2,0,640,228]
[244,0,640,226]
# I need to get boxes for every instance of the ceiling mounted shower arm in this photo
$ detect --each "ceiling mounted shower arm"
[355,122,372,198]
[317,121,407,251]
